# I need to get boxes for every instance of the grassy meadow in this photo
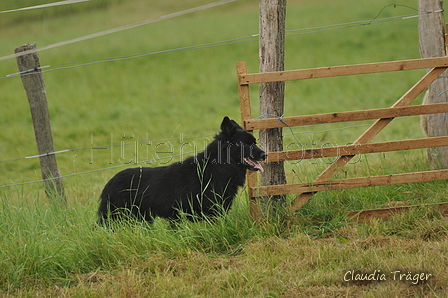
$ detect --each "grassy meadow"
[1,0,447,296]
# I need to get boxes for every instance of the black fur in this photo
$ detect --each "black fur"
[97,116,266,224]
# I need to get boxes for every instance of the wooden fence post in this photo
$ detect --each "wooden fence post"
[259,0,287,202]
[418,0,448,169]
[15,43,65,203]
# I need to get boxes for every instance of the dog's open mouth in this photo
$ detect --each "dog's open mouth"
[244,158,264,172]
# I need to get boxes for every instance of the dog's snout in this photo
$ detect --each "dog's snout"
[259,151,267,161]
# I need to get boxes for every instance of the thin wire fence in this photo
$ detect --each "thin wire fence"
[0,10,425,79]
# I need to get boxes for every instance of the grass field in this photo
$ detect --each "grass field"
[1,0,447,297]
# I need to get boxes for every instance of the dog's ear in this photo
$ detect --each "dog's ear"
[221,116,237,138]
[230,119,243,130]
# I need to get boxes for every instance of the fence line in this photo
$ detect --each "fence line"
[285,13,418,37]
[0,133,214,164]
[2,36,259,79]
[0,0,238,63]
[1,12,420,79]
[0,149,200,189]
[0,0,91,14]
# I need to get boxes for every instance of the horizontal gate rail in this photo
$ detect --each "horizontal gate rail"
[255,169,448,196]
[245,102,448,130]
[266,136,448,162]
[239,56,448,84]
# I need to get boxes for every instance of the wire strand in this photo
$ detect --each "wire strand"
[0,133,214,164]
[0,150,198,189]
[0,12,419,80]
[0,0,238,63]
[0,0,91,14]
[3,35,259,79]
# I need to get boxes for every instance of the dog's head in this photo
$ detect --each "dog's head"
[219,116,266,172]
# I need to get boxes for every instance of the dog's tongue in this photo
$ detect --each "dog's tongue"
[246,158,264,173]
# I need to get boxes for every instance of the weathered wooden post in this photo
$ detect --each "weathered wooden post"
[259,0,287,202]
[15,43,65,203]
[418,0,448,169]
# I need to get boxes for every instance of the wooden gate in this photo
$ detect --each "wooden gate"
[236,57,448,220]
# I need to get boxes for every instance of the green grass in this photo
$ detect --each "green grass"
[1,0,448,296]
[1,190,447,297]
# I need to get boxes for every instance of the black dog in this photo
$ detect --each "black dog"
[97,116,266,224]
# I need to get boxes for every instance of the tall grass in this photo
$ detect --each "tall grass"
[1,186,447,296]
[0,187,272,289]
